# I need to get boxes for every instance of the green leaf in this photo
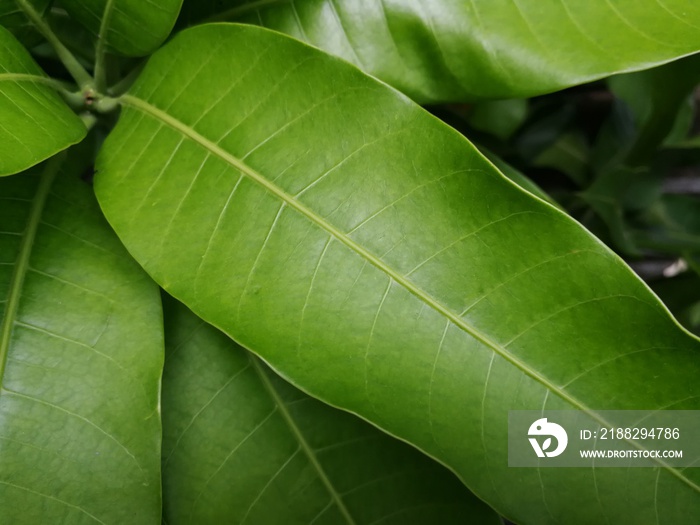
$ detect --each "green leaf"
[477,146,560,210]
[0,0,48,46]
[0,151,163,524]
[59,0,184,56]
[96,25,700,524]
[178,0,700,102]
[162,298,499,525]
[0,26,86,176]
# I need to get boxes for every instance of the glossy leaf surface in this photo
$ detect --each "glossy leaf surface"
[96,25,700,524]
[0,152,163,524]
[0,26,85,176]
[60,0,183,56]
[162,299,499,524]
[178,0,700,102]
[476,147,559,209]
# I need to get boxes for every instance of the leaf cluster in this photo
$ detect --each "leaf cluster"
[1,2,699,524]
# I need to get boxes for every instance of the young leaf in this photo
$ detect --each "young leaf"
[95,25,700,524]
[0,152,163,524]
[0,27,86,176]
[59,0,184,57]
[178,0,700,102]
[162,298,500,525]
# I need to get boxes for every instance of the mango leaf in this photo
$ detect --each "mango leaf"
[177,0,700,102]
[0,26,86,176]
[477,146,560,210]
[0,0,48,46]
[162,298,499,525]
[0,150,163,524]
[95,25,700,525]
[59,0,184,56]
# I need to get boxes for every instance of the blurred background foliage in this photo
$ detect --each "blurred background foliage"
[430,54,700,336]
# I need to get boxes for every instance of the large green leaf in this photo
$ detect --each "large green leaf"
[59,0,184,56]
[162,298,499,524]
[0,26,86,176]
[95,25,700,524]
[476,147,560,210]
[177,0,700,102]
[0,150,163,524]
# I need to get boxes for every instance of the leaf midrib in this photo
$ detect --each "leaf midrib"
[250,356,357,525]
[120,94,700,494]
[0,154,62,388]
